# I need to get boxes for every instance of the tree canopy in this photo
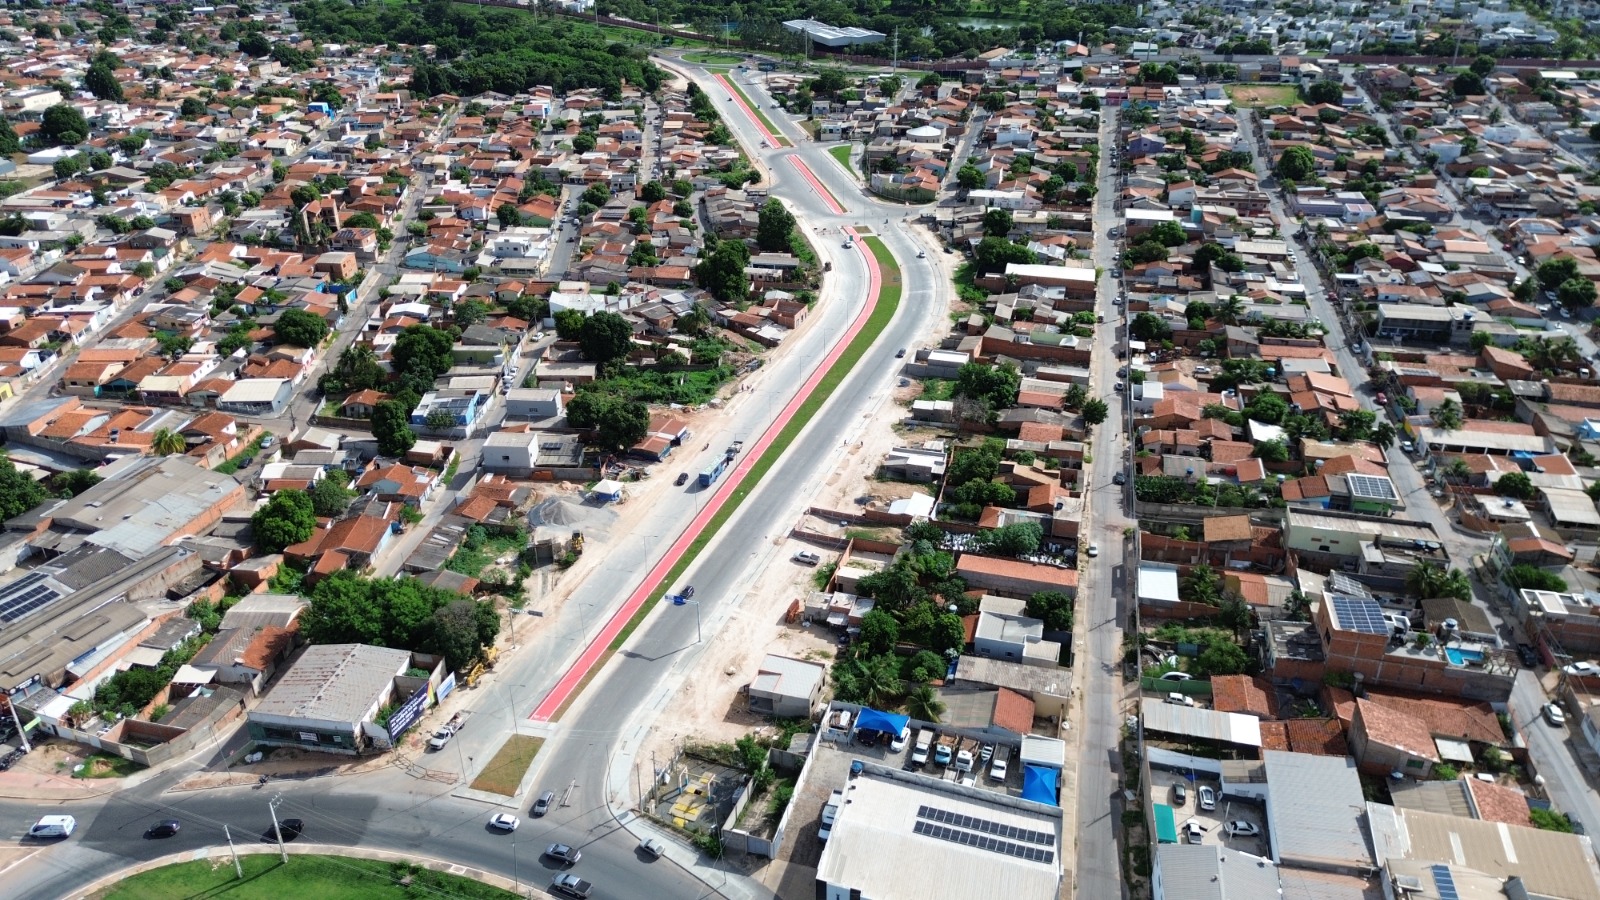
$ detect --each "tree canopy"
[302,570,500,672]
[579,311,634,364]
[274,308,330,348]
[565,390,649,449]
[0,454,49,521]
[251,489,316,552]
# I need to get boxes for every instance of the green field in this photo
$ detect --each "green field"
[552,238,904,720]
[101,855,517,900]
[685,51,746,65]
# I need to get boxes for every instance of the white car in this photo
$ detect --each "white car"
[1198,786,1217,811]
[891,726,910,752]
[1087,544,1099,557]
[1564,661,1600,677]
[488,813,520,832]
[1225,821,1260,838]
[1545,703,1568,726]
[1159,671,1194,682]
[1183,821,1204,844]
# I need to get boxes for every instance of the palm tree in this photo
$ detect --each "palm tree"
[904,684,946,723]
[1406,561,1468,601]
[860,660,904,711]
[1431,398,1462,431]
[1216,294,1245,326]
[151,428,185,456]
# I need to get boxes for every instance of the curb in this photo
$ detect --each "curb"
[67,845,533,900]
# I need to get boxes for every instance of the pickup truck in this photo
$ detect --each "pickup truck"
[550,873,593,898]
[910,728,933,767]
[934,734,956,767]
[426,713,465,751]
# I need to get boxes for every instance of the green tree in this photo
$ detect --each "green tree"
[694,238,752,302]
[565,391,649,449]
[151,428,186,456]
[41,103,88,146]
[640,180,666,203]
[982,208,1013,238]
[391,324,455,384]
[0,454,49,521]
[310,471,354,517]
[49,468,102,498]
[1130,312,1173,341]
[581,182,610,207]
[1470,54,1497,77]
[496,202,521,228]
[903,684,945,723]
[1274,145,1317,182]
[972,236,1036,275]
[1431,397,1463,431]
[274,308,329,348]
[956,164,983,190]
[553,308,586,340]
[1191,639,1250,677]
[1504,564,1567,592]
[756,198,796,252]
[372,400,417,457]
[250,489,316,552]
[858,608,900,654]
[1537,257,1579,291]
[1025,591,1074,631]
[1559,277,1597,311]
[1082,398,1109,426]
[1495,471,1536,499]
[0,117,19,156]
[1148,220,1187,247]
[84,62,123,102]
[579,310,634,364]
[1453,71,1486,97]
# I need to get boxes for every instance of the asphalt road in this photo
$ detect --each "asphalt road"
[1510,670,1600,834]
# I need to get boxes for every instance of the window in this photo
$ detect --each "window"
[1405,759,1424,769]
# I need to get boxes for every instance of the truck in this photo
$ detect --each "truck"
[818,789,843,841]
[954,737,979,774]
[911,728,933,767]
[426,712,465,751]
[934,733,957,767]
[989,745,1011,783]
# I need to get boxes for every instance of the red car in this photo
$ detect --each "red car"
[1375,393,1387,405]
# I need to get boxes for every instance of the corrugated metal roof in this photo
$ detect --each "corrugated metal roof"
[1263,751,1373,870]
[1141,698,1263,747]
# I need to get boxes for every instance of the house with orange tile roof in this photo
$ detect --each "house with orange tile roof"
[956,554,1077,599]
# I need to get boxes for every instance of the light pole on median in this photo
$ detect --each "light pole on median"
[671,593,701,643]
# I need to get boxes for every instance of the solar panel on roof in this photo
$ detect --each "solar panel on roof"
[1431,864,1460,900]
[1346,473,1398,502]
[1330,595,1390,635]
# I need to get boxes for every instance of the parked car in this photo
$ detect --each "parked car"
[533,791,554,817]
[890,726,910,753]
[1374,393,1387,405]
[545,843,582,866]
[792,551,821,566]
[675,472,689,486]
[1564,661,1600,677]
[1087,544,1099,557]
[1517,643,1540,668]
[146,820,181,839]
[1172,783,1187,807]
[488,813,520,832]
[1198,786,1217,811]
[1399,440,1415,454]
[1225,821,1260,838]
[1183,821,1204,844]
[1160,671,1194,682]
[1545,703,1568,726]
[1112,472,1127,486]
[638,837,665,859]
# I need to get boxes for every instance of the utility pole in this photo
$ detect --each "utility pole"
[891,28,899,73]
[224,824,244,880]
[268,795,289,863]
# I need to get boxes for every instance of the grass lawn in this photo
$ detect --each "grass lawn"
[553,237,903,720]
[1224,83,1301,108]
[827,145,856,178]
[685,51,746,65]
[722,78,793,148]
[101,855,517,900]
[469,734,544,796]
[73,752,143,779]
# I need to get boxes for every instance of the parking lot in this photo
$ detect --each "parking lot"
[1151,769,1268,856]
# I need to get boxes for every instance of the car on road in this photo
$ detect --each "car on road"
[260,436,275,449]
[1198,786,1217,811]
[278,818,304,838]
[793,550,821,566]
[1564,661,1600,677]
[916,250,925,258]
[1114,382,1125,392]
[1183,821,1204,844]
[1160,671,1193,681]
[1518,643,1540,668]
[147,820,181,839]
[545,843,582,865]
[896,348,906,358]
[1225,821,1260,838]
[675,472,689,486]
[1112,472,1127,485]
[1545,703,1568,726]
[550,873,594,898]
[1399,440,1415,454]
[488,813,520,832]
[639,837,666,859]
[533,790,554,816]
[1086,543,1099,557]
[1375,393,1387,405]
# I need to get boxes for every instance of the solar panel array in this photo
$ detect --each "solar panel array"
[912,820,1056,863]
[1430,864,1460,900]
[1329,595,1390,635]
[917,805,1054,845]
[0,571,59,624]
[1346,473,1398,502]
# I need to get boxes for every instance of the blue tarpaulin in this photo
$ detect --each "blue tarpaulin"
[1022,765,1059,806]
[854,707,909,736]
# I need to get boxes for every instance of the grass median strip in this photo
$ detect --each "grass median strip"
[468,734,544,796]
[551,239,903,720]
[102,854,518,900]
[827,145,856,178]
[723,78,792,147]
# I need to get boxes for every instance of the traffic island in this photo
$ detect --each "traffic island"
[96,853,520,900]
[468,734,544,797]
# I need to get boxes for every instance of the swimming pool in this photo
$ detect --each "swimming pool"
[1445,647,1484,666]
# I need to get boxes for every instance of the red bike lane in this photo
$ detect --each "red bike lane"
[532,187,878,721]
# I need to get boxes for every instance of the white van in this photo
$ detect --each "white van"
[28,815,75,838]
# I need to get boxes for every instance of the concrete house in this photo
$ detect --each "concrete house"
[747,653,826,718]
[245,644,414,753]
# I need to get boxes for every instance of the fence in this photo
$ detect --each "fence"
[45,688,246,768]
